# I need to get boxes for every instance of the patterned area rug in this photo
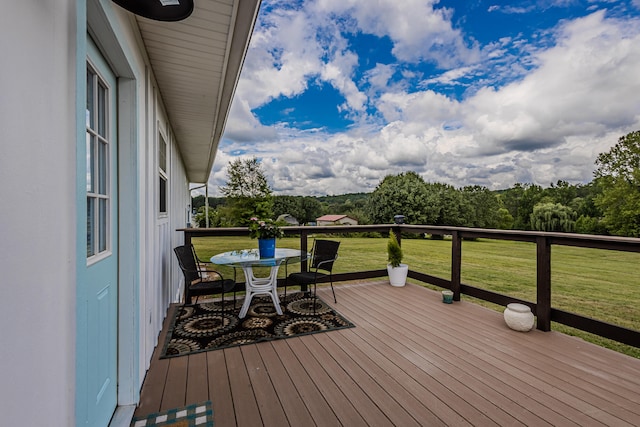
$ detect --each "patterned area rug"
[160,292,355,358]
[131,401,213,426]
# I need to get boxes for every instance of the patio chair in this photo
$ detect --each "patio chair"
[174,244,236,306]
[286,239,340,308]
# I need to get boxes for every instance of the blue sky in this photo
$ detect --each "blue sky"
[208,0,640,196]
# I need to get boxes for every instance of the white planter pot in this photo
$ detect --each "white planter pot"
[387,264,408,287]
[503,303,535,331]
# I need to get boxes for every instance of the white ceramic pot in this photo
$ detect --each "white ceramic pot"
[503,303,534,331]
[387,264,408,287]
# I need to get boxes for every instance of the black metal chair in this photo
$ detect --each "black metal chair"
[174,244,236,306]
[286,239,340,306]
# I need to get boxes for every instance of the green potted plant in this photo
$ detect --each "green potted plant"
[387,229,408,286]
[249,217,283,258]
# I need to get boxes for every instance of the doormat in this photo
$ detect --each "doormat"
[131,401,213,426]
[160,292,355,358]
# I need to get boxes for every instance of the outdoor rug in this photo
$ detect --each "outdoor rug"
[130,401,213,426]
[160,292,355,358]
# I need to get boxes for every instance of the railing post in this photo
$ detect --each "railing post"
[451,231,461,301]
[300,229,309,292]
[300,230,309,268]
[536,236,551,331]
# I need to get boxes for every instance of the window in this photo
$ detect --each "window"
[159,133,168,215]
[86,64,110,258]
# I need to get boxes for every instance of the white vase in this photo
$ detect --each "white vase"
[387,264,408,287]
[503,303,535,331]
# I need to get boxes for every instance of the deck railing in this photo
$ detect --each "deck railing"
[181,224,640,348]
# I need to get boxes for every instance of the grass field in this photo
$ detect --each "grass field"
[192,235,640,358]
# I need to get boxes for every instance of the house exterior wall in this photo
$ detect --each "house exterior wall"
[0,1,192,425]
[0,1,78,425]
[337,217,359,225]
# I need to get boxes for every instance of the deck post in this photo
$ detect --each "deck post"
[451,231,462,301]
[299,230,310,292]
[536,236,552,331]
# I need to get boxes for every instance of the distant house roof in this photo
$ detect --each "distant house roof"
[316,215,349,222]
[316,214,358,224]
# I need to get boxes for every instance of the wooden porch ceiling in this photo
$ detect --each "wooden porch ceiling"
[133,0,261,183]
[135,281,640,426]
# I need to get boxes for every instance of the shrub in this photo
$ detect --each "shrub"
[387,230,403,267]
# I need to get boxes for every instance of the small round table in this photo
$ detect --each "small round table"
[210,248,306,318]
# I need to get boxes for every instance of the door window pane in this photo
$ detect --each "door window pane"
[99,198,107,252]
[159,176,167,214]
[86,68,94,128]
[86,62,110,259]
[98,140,107,195]
[86,134,95,193]
[158,134,168,215]
[87,197,95,257]
[159,135,167,172]
[98,82,106,137]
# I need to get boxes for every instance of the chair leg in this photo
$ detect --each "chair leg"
[312,282,318,315]
[330,280,336,303]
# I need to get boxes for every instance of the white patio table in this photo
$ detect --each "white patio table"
[210,248,306,318]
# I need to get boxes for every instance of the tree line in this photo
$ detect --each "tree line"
[193,130,640,238]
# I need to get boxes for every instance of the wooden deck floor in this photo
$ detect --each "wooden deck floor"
[134,281,640,426]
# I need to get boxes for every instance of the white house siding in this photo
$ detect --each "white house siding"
[142,105,190,377]
[0,1,193,425]
[0,1,77,425]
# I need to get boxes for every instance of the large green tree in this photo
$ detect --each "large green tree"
[429,183,470,226]
[530,202,577,232]
[501,183,544,230]
[366,172,436,224]
[546,180,577,206]
[191,195,225,211]
[594,130,640,237]
[461,185,501,228]
[219,157,273,225]
[273,195,322,224]
[299,197,323,224]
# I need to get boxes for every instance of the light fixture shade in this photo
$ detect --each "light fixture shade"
[112,0,194,22]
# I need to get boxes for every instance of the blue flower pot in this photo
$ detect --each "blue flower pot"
[258,238,276,258]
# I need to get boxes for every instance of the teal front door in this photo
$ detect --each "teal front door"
[77,36,118,426]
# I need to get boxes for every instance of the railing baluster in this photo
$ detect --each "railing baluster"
[536,236,551,331]
[451,231,462,301]
[300,230,309,293]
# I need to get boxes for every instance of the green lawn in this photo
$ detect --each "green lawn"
[192,235,639,358]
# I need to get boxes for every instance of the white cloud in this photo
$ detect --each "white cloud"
[215,4,640,196]
[223,99,278,143]
[321,50,368,113]
[315,0,479,66]
[463,11,640,153]
[235,7,324,108]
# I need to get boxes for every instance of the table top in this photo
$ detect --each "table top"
[210,248,307,267]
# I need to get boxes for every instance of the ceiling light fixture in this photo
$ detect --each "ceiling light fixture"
[112,0,194,22]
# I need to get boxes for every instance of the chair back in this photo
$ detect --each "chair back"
[310,239,340,272]
[174,244,200,283]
